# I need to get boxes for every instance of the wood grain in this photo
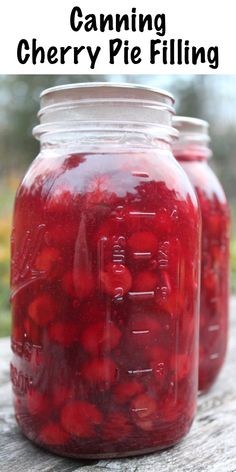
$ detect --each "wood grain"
[1,299,236,472]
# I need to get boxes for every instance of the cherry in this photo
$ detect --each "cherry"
[81,320,121,355]
[130,393,159,419]
[100,263,132,297]
[61,400,103,438]
[103,412,133,441]
[81,358,118,390]
[39,422,69,445]
[28,294,58,326]
[113,381,144,405]
[132,270,158,292]
[35,247,62,279]
[127,231,158,254]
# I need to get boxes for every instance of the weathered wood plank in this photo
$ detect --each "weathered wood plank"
[1,299,236,472]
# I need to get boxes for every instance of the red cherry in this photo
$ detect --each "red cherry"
[62,270,94,299]
[103,412,133,441]
[81,358,118,390]
[130,393,159,419]
[113,381,144,405]
[81,320,121,355]
[61,400,103,438]
[27,389,49,416]
[135,417,155,431]
[28,294,58,327]
[148,345,169,361]
[127,231,158,254]
[35,247,62,279]
[39,422,69,445]
[100,263,132,297]
[48,321,80,347]
[132,270,158,292]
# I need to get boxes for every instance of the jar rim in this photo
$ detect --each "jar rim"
[173,116,209,135]
[35,82,177,143]
[40,82,175,108]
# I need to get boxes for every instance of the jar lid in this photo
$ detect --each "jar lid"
[40,82,175,110]
[173,116,210,143]
[34,82,177,141]
[173,116,212,160]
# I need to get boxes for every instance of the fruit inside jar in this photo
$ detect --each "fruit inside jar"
[173,116,230,393]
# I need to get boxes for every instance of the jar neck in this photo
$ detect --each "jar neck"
[173,142,212,162]
[34,83,178,149]
[38,124,174,153]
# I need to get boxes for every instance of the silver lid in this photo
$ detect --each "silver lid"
[173,116,210,143]
[40,82,174,111]
[33,83,177,140]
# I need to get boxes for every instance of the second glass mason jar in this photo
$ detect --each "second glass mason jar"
[173,116,230,393]
[11,84,200,458]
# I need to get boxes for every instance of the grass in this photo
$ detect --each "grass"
[0,177,236,338]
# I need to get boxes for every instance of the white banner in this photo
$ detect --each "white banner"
[0,0,234,74]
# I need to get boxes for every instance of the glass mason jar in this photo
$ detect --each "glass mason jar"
[11,84,200,459]
[173,116,230,393]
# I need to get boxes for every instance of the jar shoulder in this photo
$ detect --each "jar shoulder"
[180,161,228,206]
[16,149,199,211]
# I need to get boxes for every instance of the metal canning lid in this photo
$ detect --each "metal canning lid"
[34,82,177,140]
[173,116,210,142]
[40,82,175,111]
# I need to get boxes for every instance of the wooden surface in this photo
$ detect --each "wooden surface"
[1,299,236,472]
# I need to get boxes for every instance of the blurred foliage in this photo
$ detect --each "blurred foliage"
[0,75,236,337]
[0,75,108,175]
[0,176,19,336]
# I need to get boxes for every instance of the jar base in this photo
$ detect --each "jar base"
[18,420,192,460]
